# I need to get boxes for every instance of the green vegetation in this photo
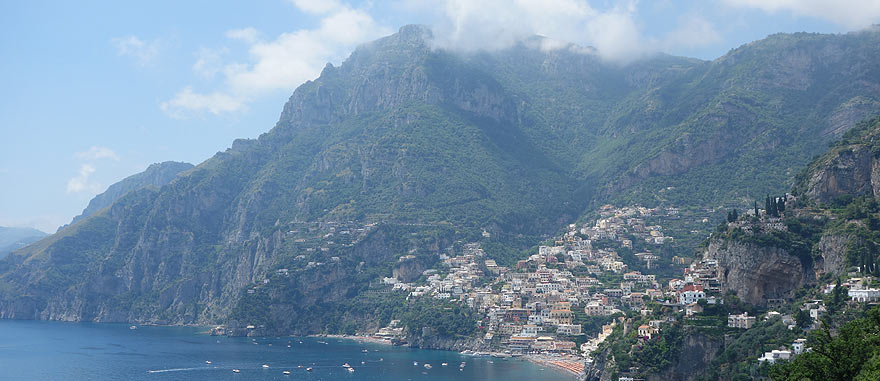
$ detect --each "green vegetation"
[770,306,880,381]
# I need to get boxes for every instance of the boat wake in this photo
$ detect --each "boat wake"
[146,367,204,373]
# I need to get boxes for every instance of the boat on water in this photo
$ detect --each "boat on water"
[413,361,418,366]
[342,363,351,368]
[205,360,212,364]
[362,349,368,352]
[360,361,365,365]
[441,363,448,366]
[232,369,240,373]
[262,364,269,368]
[424,363,432,369]
[348,367,355,373]
[129,325,137,330]
[306,367,313,372]
[297,365,303,368]
[283,370,291,375]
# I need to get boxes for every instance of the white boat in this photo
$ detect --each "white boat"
[424,364,432,369]
[441,363,448,366]
[283,370,291,375]
[348,368,355,373]
[232,369,240,373]
[129,325,137,330]
[297,365,303,368]
[413,361,418,366]
[342,363,351,368]
[262,364,269,368]
[306,367,313,372]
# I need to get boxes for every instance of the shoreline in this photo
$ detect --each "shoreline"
[523,354,586,379]
[310,334,396,346]
[315,334,582,379]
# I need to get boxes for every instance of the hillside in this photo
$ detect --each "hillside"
[0,26,879,333]
[62,161,194,230]
[0,227,46,259]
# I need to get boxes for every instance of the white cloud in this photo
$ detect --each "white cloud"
[160,86,246,118]
[66,164,101,194]
[724,0,880,29]
[162,1,390,118]
[75,146,120,161]
[290,0,342,14]
[422,0,706,62]
[192,47,228,79]
[111,35,160,66]
[226,28,260,44]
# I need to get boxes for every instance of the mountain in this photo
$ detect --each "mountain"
[1,25,879,332]
[650,116,880,381]
[0,227,47,259]
[60,161,194,231]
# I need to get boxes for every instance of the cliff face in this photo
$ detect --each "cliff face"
[64,161,194,229]
[706,240,811,305]
[803,137,880,204]
[645,333,724,381]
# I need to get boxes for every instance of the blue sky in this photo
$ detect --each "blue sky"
[2,0,879,233]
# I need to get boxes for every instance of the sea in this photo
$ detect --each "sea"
[0,320,574,380]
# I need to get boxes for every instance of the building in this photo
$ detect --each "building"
[758,350,792,364]
[728,312,756,329]
[849,288,880,302]
[637,324,658,339]
[556,324,583,336]
[678,284,705,305]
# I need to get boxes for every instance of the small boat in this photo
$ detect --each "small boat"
[306,367,313,372]
[441,363,448,366]
[287,345,291,348]
[232,369,240,373]
[360,361,365,365]
[262,364,269,368]
[348,368,355,373]
[129,325,137,330]
[283,370,291,375]
[379,358,383,362]
[413,361,418,366]
[424,363,432,369]
[205,360,212,364]
[297,365,303,368]
[362,349,368,353]
[342,363,351,368]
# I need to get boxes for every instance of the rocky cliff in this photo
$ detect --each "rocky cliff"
[706,239,811,305]
[801,118,880,203]
[63,161,194,230]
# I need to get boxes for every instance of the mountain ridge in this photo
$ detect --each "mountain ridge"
[1,26,879,332]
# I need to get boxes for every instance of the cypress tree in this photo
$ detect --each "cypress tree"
[754,201,759,218]
[765,195,772,216]
[778,196,786,213]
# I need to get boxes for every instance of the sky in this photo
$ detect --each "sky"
[2,0,879,233]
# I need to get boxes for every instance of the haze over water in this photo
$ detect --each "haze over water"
[0,320,572,380]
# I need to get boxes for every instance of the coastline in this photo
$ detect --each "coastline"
[315,334,582,379]
[311,333,396,346]
[523,354,586,380]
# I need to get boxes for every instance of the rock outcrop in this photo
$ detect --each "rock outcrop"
[803,143,880,203]
[706,240,811,305]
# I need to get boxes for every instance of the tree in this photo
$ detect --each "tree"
[796,309,813,330]
[766,195,773,217]
[771,306,880,380]
[778,196,786,213]
[727,209,739,223]
[755,201,760,219]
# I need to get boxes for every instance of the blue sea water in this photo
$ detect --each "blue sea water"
[0,320,573,380]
